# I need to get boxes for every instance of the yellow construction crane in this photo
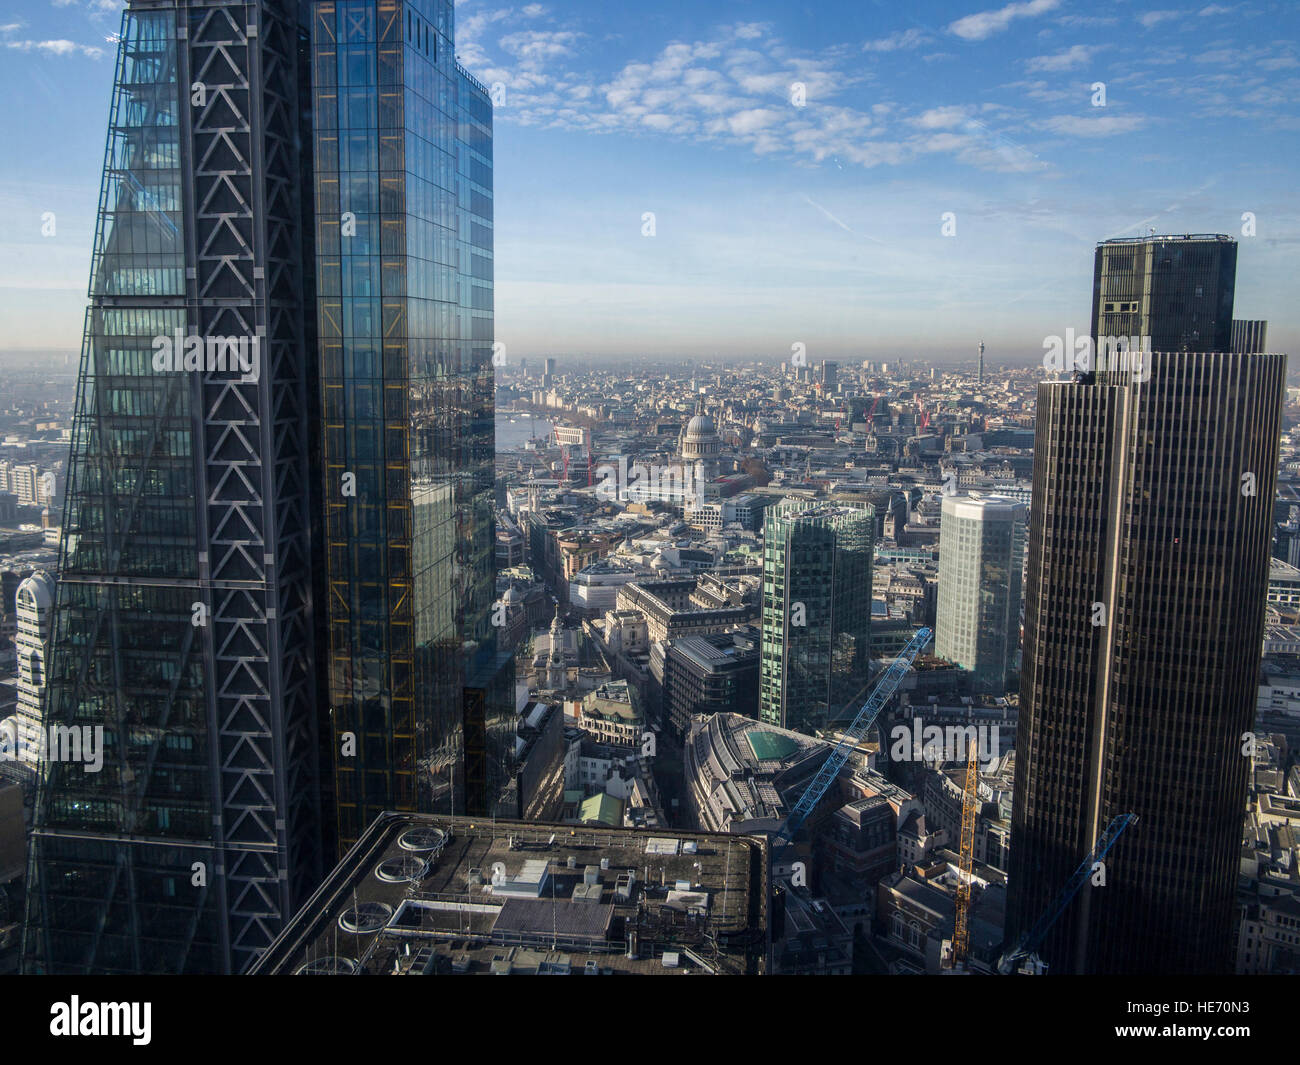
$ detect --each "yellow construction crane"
[951,738,978,969]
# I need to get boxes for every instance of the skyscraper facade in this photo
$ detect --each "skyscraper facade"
[1232,319,1269,355]
[1090,233,1236,356]
[1007,234,1284,974]
[24,1,323,976]
[759,500,873,735]
[24,0,504,975]
[309,0,511,852]
[935,495,1025,695]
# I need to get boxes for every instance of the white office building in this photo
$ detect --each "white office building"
[935,496,1025,694]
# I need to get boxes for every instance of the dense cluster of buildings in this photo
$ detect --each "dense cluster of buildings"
[491,233,1298,976]
[0,367,71,974]
[0,0,1294,982]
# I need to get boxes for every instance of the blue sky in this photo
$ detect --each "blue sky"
[2,0,1297,365]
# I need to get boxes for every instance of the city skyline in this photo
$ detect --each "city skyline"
[0,0,1297,991]
[1,0,1298,360]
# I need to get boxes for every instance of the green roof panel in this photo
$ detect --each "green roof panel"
[747,729,798,762]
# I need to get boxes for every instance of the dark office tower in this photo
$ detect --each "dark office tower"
[1090,233,1236,354]
[1232,319,1268,354]
[760,501,873,736]
[1008,235,1285,975]
[663,628,761,741]
[310,0,512,850]
[24,1,323,974]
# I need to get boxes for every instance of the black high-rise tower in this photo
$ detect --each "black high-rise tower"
[1007,234,1285,974]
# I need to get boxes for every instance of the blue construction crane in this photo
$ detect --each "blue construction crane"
[776,626,932,842]
[997,811,1139,974]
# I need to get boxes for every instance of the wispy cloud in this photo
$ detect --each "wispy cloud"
[50,0,125,17]
[500,29,581,64]
[459,15,1062,174]
[949,0,1061,42]
[454,3,1289,178]
[1025,44,1097,72]
[863,28,932,53]
[1040,113,1146,137]
[5,39,106,59]
[801,194,854,234]
[915,105,971,130]
[1138,10,1184,29]
[1055,14,1119,28]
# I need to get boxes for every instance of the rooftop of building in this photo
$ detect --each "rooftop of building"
[571,556,650,579]
[1270,558,1300,581]
[669,629,762,671]
[940,493,1026,519]
[1097,233,1234,245]
[770,498,875,523]
[685,413,718,437]
[685,713,835,830]
[250,813,767,976]
[846,766,917,810]
[578,792,624,827]
[586,678,633,705]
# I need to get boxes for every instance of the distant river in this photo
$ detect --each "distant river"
[495,413,554,450]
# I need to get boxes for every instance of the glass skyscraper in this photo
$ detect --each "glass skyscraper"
[24,0,507,975]
[309,0,510,852]
[759,500,873,735]
[935,494,1026,695]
